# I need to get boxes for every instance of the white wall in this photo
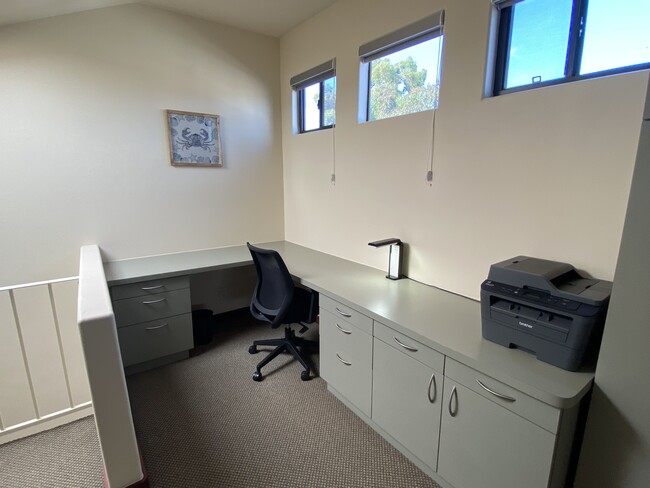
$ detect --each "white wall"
[280,0,648,300]
[0,3,285,288]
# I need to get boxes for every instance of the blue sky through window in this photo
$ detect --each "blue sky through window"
[581,0,650,74]
[506,0,573,89]
[505,0,650,90]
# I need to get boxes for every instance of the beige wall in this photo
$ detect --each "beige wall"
[0,4,284,287]
[280,0,648,300]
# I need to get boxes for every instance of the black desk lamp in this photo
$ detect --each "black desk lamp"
[368,238,403,280]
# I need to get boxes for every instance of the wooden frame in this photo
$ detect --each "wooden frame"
[165,109,223,167]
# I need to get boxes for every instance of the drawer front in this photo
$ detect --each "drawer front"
[113,288,191,328]
[320,309,373,416]
[374,321,444,372]
[445,358,560,433]
[319,295,373,335]
[111,276,189,300]
[117,313,193,367]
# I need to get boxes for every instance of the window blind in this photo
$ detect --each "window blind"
[290,59,336,90]
[358,10,445,63]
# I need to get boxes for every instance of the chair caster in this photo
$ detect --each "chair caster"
[248,345,258,354]
[301,370,311,381]
[252,371,263,382]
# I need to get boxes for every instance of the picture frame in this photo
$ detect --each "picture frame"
[165,109,223,167]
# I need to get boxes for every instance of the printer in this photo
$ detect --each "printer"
[481,256,612,371]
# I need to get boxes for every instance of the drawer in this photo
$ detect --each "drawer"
[111,276,189,300]
[319,309,373,416]
[445,358,561,433]
[117,313,193,367]
[320,295,373,335]
[113,288,191,328]
[374,321,444,372]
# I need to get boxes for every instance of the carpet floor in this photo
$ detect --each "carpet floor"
[0,311,440,488]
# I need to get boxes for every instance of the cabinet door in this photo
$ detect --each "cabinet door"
[438,381,555,488]
[372,338,442,471]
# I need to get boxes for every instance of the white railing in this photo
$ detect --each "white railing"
[0,276,93,444]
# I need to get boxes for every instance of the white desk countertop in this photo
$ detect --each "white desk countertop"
[104,240,594,409]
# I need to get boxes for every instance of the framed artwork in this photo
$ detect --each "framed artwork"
[165,110,223,167]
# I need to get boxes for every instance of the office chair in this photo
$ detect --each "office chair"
[246,243,319,382]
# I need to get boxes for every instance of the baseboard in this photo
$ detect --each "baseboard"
[0,402,94,445]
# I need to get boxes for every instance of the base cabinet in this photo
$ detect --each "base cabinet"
[372,337,443,471]
[319,307,373,417]
[438,381,556,488]
[318,294,583,488]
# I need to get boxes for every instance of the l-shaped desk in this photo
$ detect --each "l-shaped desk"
[78,241,594,488]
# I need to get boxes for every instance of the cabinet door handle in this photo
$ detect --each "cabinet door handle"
[336,353,352,366]
[335,323,352,334]
[393,336,418,352]
[141,285,163,291]
[145,323,168,331]
[427,373,437,403]
[476,379,516,402]
[335,307,352,318]
[142,298,166,304]
[448,385,458,417]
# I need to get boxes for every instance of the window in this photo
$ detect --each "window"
[492,0,650,95]
[359,11,445,122]
[290,59,336,133]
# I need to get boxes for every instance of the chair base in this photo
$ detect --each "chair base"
[249,325,318,381]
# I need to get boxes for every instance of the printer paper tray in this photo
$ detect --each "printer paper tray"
[490,299,571,343]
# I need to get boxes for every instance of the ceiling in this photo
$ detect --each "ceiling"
[0,0,338,37]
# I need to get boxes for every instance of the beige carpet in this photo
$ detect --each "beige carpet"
[127,311,440,488]
[0,311,440,488]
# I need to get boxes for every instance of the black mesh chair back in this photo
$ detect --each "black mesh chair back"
[248,243,295,328]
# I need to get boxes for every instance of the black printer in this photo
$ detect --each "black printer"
[480,256,612,371]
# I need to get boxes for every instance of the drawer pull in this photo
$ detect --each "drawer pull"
[476,379,516,402]
[145,323,168,331]
[336,353,352,366]
[427,373,437,403]
[393,336,418,352]
[141,285,163,291]
[449,385,458,417]
[335,323,352,335]
[142,298,167,305]
[335,307,352,318]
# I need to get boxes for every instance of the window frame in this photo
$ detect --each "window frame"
[492,0,650,96]
[297,78,334,134]
[358,10,445,123]
[290,59,336,134]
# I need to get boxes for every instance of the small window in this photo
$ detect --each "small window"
[492,0,650,95]
[290,60,336,133]
[359,11,445,122]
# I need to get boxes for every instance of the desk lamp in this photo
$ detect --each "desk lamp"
[368,238,403,280]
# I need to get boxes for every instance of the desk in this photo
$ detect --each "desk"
[79,241,594,488]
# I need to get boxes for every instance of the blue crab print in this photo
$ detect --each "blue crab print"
[176,128,215,151]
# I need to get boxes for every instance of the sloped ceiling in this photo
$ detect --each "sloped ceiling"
[0,0,337,37]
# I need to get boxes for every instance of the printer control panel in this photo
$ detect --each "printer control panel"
[482,280,581,311]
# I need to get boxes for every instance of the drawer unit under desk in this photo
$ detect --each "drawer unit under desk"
[113,288,191,328]
[319,295,373,334]
[374,321,444,372]
[117,314,193,367]
[319,308,373,417]
[111,276,189,300]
